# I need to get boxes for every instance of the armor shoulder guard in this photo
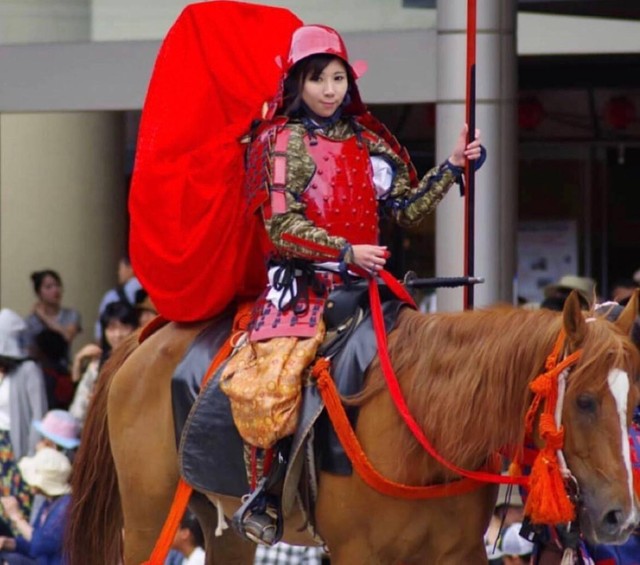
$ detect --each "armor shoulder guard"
[355,112,419,188]
[244,117,290,214]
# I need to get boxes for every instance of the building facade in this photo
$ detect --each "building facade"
[1,1,639,342]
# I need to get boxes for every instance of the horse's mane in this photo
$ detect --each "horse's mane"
[351,304,640,475]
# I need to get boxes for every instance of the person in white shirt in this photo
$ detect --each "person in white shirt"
[170,511,205,565]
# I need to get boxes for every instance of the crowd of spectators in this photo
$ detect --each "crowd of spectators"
[0,257,159,564]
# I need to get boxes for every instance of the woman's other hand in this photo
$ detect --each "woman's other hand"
[449,124,482,167]
[351,245,389,272]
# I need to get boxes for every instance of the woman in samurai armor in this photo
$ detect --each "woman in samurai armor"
[218,23,486,545]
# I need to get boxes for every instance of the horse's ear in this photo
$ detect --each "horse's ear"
[562,290,587,346]
[614,289,640,337]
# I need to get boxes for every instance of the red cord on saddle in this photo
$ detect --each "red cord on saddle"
[313,357,498,499]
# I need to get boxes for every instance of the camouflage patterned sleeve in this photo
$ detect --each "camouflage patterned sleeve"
[363,133,462,228]
[263,124,352,262]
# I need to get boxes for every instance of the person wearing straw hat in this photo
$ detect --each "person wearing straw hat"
[542,275,596,310]
[0,447,71,565]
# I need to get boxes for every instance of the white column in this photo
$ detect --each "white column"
[435,0,517,311]
[0,112,127,350]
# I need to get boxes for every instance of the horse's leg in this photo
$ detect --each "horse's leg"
[190,493,256,565]
[109,324,206,564]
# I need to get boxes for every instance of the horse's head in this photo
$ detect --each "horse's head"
[560,290,640,544]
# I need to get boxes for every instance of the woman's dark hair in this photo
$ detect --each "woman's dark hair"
[99,301,138,366]
[31,270,62,294]
[100,301,138,330]
[281,54,353,117]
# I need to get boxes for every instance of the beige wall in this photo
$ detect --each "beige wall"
[0,0,90,44]
[0,112,127,350]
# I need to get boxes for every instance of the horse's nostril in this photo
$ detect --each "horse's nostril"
[603,508,624,529]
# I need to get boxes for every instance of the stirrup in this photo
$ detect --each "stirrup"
[232,478,283,546]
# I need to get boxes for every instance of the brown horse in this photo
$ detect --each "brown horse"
[67,291,640,565]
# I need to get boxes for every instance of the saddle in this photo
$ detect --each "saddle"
[175,285,405,540]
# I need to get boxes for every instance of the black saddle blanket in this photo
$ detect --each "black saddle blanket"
[177,301,404,497]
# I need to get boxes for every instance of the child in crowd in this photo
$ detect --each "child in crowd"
[32,409,80,463]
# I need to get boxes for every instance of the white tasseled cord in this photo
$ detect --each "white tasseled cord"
[554,367,571,480]
[214,499,229,537]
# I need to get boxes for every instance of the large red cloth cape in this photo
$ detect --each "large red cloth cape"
[129,1,302,321]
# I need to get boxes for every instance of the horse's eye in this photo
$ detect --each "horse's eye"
[576,393,597,413]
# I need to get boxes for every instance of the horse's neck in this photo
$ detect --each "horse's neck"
[396,308,560,466]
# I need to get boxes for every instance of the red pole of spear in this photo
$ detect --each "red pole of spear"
[463,0,477,310]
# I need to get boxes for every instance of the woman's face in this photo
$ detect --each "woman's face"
[38,275,62,305]
[301,58,349,118]
[104,320,135,350]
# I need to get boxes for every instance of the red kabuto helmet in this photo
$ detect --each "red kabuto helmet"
[285,25,367,79]
[265,24,367,119]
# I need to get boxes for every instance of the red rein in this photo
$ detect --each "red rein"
[315,271,582,526]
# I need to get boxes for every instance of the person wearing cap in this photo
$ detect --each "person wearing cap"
[33,409,80,458]
[213,23,486,546]
[0,309,48,529]
[0,447,71,565]
[500,523,534,564]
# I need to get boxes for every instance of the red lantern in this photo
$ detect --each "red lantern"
[518,97,544,130]
[604,96,636,130]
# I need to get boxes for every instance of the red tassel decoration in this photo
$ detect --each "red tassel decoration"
[523,331,580,525]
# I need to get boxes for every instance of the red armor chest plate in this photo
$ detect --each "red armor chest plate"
[301,134,379,245]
